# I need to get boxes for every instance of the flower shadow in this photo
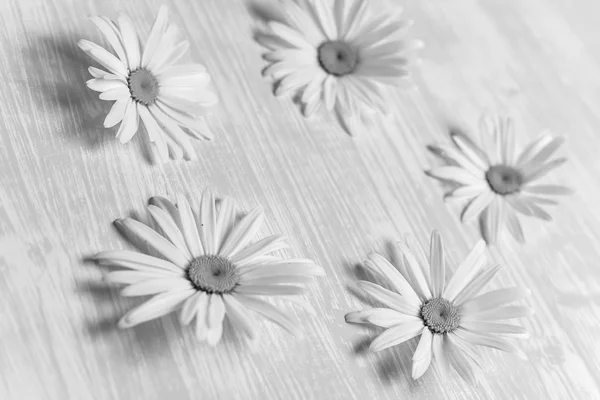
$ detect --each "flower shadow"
[23,34,114,148]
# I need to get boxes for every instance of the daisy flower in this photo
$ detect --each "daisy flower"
[256,0,419,136]
[345,231,532,384]
[93,189,323,346]
[427,115,571,244]
[79,6,218,162]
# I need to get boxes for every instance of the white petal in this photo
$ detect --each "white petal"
[94,250,184,273]
[89,15,128,63]
[460,287,530,315]
[118,13,141,70]
[460,321,529,338]
[121,277,192,297]
[357,281,420,316]
[453,328,527,359]
[176,193,204,257]
[461,305,533,321]
[365,253,420,308]
[443,240,487,301]
[453,264,503,306]
[141,6,169,67]
[104,98,129,128]
[369,322,424,352]
[99,85,130,101]
[235,294,301,336]
[118,289,195,328]
[115,100,139,144]
[147,205,191,258]
[235,284,305,296]
[345,308,416,328]
[215,196,237,253]
[138,104,169,162]
[219,207,265,258]
[180,291,204,325]
[148,104,197,161]
[194,292,210,340]
[461,190,495,222]
[230,235,288,267]
[429,230,445,298]
[206,295,226,346]
[222,294,257,342]
[427,166,483,186]
[412,328,433,380]
[105,269,176,285]
[432,333,450,378]
[199,189,217,255]
[114,218,190,268]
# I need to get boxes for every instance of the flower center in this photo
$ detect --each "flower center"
[127,68,159,105]
[186,255,239,294]
[317,41,359,76]
[420,298,460,334]
[485,165,524,195]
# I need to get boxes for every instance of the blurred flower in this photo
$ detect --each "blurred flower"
[346,231,532,383]
[256,0,420,136]
[427,115,571,244]
[94,189,323,346]
[79,6,217,162]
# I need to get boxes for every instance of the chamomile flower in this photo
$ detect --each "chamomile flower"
[256,0,419,136]
[346,231,532,384]
[427,115,571,244]
[79,6,217,162]
[93,189,323,346]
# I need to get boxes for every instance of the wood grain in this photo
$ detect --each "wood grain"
[1,0,599,399]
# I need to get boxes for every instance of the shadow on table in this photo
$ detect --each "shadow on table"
[22,34,114,149]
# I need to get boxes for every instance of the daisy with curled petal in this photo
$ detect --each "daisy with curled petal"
[93,189,324,346]
[426,115,571,244]
[256,0,420,136]
[79,6,218,162]
[345,231,532,384]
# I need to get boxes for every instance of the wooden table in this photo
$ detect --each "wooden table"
[1,0,599,398]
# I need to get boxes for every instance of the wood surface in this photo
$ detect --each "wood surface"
[1,0,599,399]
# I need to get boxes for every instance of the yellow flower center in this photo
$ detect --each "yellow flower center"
[187,255,239,293]
[486,165,524,195]
[128,68,159,105]
[317,41,359,76]
[420,298,460,334]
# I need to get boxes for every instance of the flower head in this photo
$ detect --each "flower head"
[427,115,571,244]
[93,189,323,346]
[79,6,218,162]
[345,231,532,384]
[256,0,419,136]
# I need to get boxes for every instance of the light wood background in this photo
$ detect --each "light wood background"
[1,0,599,399]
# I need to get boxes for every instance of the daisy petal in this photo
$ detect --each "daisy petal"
[443,240,487,301]
[230,235,288,267]
[121,277,192,297]
[222,294,257,342]
[366,253,420,307]
[461,190,494,222]
[105,270,176,285]
[219,206,265,258]
[118,289,195,328]
[199,189,217,255]
[147,205,191,258]
[432,333,450,378]
[142,5,169,67]
[206,295,226,346]
[215,196,237,253]
[113,218,190,268]
[369,322,423,352]
[412,328,433,380]
[115,100,139,144]
[357,281,420,316]
[89,15,127,63]
[104,98,129,128]
[180,291,204,325]
[429,230,445,297]
[194,292,210,340]
[118,13,141,70]
[461,305,533,322]
[453,264,503,306]
[461,287,530,315]
[345,308,415,328]
[176,193,204,258]
[94,250,184,273]
[235,284,305,296]
[235,294,302,336]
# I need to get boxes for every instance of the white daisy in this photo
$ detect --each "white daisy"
[346,231,532,384]
[79,6,218,162]
[93,189,324,346]
[256,0,419,136]
[427,115,571,244]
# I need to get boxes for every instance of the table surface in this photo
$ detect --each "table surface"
[2,0,600,399]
